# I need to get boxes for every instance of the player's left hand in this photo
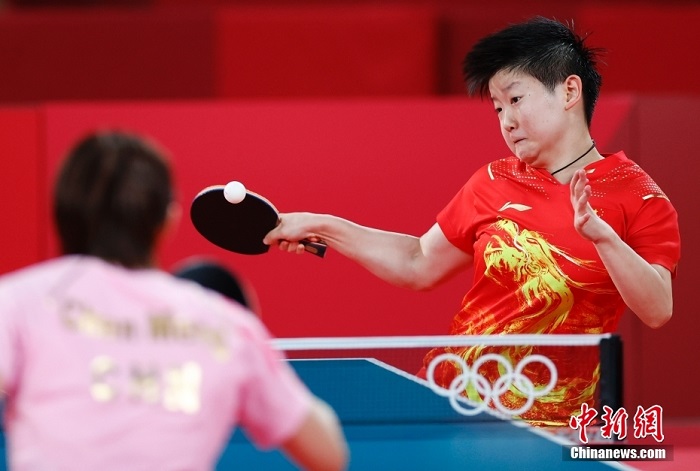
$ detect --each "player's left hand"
[570,169,615,244]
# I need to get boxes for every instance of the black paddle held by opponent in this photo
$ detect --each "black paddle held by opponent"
[190,183,327,258]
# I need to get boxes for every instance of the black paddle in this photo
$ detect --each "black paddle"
[190,185,326,258]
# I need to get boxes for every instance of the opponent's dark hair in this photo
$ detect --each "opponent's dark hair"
[53,131,173,268]
[463,16,604,126]
[174,260,252,309]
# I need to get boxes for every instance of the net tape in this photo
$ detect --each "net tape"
[273,334,610,418]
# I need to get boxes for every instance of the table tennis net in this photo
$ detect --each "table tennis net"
[272,334,623,427]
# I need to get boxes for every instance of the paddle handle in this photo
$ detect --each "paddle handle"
[301,240,327,258]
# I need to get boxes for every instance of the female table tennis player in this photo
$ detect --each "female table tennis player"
[264,17,681,426]
[0,130,348,470]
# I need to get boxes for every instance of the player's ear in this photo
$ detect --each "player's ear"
[165,201,182,234]
[563,75,583,111]
[156,201,182,246]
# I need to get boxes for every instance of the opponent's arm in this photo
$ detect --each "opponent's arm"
[280,398,349,471]
[264,214,472,291]
[570,170,673,328]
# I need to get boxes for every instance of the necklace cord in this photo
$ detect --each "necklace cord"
[550,141,596,176]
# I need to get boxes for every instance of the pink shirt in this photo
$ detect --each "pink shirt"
[0,256,312,470]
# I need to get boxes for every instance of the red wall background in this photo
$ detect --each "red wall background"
[2,4,700,102]
[7,95,699,417]
[0,108,42,273]
[39,99,504,339]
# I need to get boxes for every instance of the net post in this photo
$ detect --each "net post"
[598,334,624,412]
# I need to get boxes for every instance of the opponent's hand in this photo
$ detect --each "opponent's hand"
[570,169,614,244]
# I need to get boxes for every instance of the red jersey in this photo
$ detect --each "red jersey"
[425,151,680,425]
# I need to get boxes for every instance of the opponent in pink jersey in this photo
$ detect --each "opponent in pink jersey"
[263,17,681,425]
[0,131,348,470]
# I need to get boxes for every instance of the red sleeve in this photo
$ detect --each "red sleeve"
[626,195,681,277]
[436,169,486,255]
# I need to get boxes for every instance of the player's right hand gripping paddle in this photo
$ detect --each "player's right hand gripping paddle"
[190,184,327,258]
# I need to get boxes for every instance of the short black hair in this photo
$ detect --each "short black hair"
[174,260,251,309]
[53,131,173,268]
[463,16,604,126]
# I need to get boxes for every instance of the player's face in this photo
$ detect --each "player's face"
[489,70,567,167]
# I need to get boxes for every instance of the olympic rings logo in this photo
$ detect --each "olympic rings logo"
[425,352,558,417]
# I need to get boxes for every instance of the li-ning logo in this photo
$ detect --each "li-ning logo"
[426,352,557,416]
[499,201,532,212]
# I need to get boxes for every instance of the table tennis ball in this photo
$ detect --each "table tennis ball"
[224,181,246,204]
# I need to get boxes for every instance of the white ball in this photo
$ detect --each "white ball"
[224,181,246,204]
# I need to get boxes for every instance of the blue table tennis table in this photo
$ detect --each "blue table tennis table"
[217,357,630,471]
[0,357,630,470]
